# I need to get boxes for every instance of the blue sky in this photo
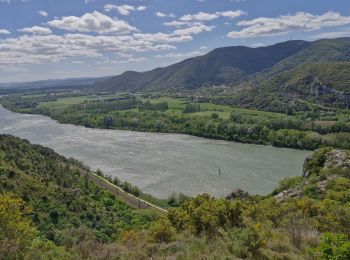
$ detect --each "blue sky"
[0,0,349,83]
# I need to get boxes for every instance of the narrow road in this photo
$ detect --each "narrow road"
[76,167,167,215]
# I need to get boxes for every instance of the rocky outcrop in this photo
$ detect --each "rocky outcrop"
[302,154,315,178]
[324,149,350,169]
[226,188,249,200]
[276,148,349,201]
[274,187,304,201]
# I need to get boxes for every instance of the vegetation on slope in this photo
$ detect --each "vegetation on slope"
[0,135,156,258]
[107,147,350,259]
[90,38,350,111]
[91,40,310,92]
[1,135,350,259]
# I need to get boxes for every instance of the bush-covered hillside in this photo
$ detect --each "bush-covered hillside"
[0,135,155,259]
[1,135,349,259]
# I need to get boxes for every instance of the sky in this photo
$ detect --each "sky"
[0,0,349,83]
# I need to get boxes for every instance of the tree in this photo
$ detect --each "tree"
[0,192,36,258]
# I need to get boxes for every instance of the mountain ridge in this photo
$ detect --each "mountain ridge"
[93,40,311,92]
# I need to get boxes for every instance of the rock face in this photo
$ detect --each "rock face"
[303,148,350,178]
[275,148,349,201]
[324,149,350,169]
[274,188,304,201]
[302,154,315,178]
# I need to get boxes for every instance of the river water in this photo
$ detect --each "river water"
[0,106,310,198]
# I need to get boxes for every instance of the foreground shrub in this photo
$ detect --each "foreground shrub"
[168,194,242,237]
[148,218,175,243]
[314,233,350,260]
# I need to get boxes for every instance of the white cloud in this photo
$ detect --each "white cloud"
[0,30,189,68]
[104,4,146,16]
[228,11,350,38]
[180,10,245,22]
[156,12,176,18]
[18,26,52,35]
[38,10,48,17]
[180,12,219,22]
[173,24,213,36]
[163,21,191,27]
[0,29,10,34]
[0,7,216,70]
[48,11,136,34]
[217,10,246,19]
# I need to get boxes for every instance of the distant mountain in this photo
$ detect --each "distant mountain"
[93,40,310,92]
[93,37,350,111]
[236,38,350,111]
[0,76,110,90]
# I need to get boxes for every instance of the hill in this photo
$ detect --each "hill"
[0,134,155,258]
[1,135,349,259]
[92,38,350,111]
[93,40,310,92]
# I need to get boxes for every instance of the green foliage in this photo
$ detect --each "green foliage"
[148,218,175,243]
[138,101,168,111]
[225,228,262,258]
[0,192,36,258]
[0,135,154,247]
[1,135,350,259]
[273,176,304,194]
[168,194,242,237]
[2,93,350,150]
[304,147,333,176]
[183,103,201,113]
[315,233,350,260]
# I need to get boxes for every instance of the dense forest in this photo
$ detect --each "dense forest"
[1,135,349,259]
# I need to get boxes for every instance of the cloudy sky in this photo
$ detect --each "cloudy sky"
[0,0,349,83]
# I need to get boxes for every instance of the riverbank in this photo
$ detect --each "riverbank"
[1,94,349,151]
[0,105,310,198]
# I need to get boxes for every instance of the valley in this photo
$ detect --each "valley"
[1,36,350,259]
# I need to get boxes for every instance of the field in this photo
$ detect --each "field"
[38,94,286,120]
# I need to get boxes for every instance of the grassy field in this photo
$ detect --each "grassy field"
[37,94,119,109]
[27,94,349,123]
[141,97,286,119]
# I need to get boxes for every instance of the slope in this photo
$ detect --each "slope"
[93,40,310,92]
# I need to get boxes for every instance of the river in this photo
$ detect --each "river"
[0,106,310,198]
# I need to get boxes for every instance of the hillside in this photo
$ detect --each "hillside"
[93,40,310,92]
[0,134,155,258]
[92,38,350,111]
[227,39,350,111]
[1,135,349,259]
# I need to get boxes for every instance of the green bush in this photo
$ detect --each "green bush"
[148,218,175,243]
[315,233,350,260]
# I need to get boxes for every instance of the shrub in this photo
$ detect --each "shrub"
[148,218,175,243]
[168,194,242,237]
[315,233,350,260]
[211,113,219,119]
